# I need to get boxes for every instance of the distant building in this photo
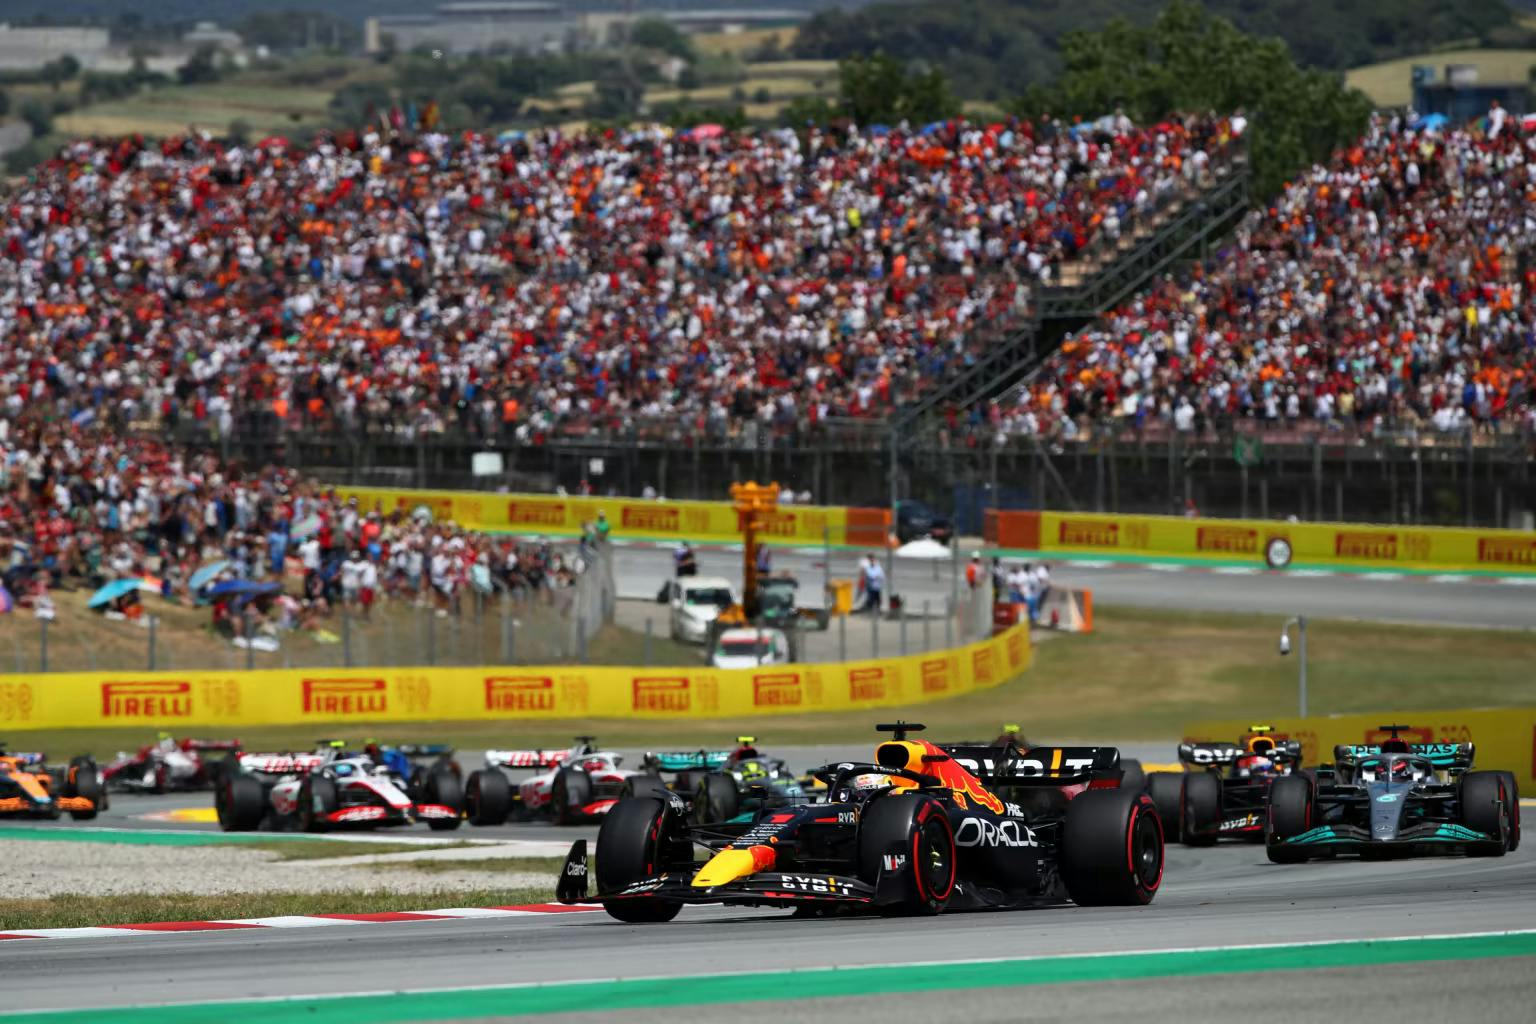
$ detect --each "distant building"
[1412,63,1529,120]
[366,3,812,57]
[182,21,245,53]
[0,23,110,71]
[367,2,575,56]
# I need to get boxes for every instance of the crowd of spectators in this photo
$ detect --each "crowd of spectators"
[987,111,1536,443]
[1,115,1234,447]
[0,422,591,645]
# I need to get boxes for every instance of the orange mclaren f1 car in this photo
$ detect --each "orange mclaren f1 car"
[0,745,105,820]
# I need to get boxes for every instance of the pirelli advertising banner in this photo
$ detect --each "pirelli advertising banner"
[987,510,1536,573]
[1185,708,1536,791]
[332,487,891,548]
[0,625,1029,732]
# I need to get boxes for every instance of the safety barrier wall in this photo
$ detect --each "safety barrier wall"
[1184,709,1536,791]
[985,509,1536,573]
[335,486,891,548]
[0,624,1030,731]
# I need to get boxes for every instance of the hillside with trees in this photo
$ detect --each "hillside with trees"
[794,0,1524,101]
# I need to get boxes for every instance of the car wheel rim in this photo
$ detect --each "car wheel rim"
[918,818,953,901]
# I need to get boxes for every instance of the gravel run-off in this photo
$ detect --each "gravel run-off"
[0,840,556,897]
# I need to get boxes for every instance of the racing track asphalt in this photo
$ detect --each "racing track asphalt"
[5,839,1533,1021]
[611,545,1536,629]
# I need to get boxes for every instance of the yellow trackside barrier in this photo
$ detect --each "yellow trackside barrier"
[0,625,1030,731]
[332,487,893,548]
[988,509,1536,573]
[1185,708,1536,791]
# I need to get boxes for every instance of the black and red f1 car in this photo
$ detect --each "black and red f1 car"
[556,722,1162,922]
[1145,726,1304,845]
[103,735,243,793]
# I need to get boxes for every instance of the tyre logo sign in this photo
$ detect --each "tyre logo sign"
[1265,537,1293,569]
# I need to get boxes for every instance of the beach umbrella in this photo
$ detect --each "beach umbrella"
[88,578,153,609]
[189,561,230,593]
[690,123,725,140]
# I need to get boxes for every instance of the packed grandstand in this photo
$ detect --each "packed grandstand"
[1,108,1533,618]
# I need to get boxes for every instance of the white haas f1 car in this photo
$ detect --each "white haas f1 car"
[463,737,643,826]
[215,741,463,832]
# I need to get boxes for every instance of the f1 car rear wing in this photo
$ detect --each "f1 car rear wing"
[644,751,733,773]
[184,739,243,752]
[939,744,1122,786]
[239,753,327,775]
[1179,740,1302,767]
[1332,742,1474,770]
[485,749,579,770]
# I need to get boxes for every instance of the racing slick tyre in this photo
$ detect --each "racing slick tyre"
[1493,771,1521,852]
[217,773,267,832]
[298,775,340,833]
[623,775,671,802]
[1460,771,1509,857]
[66,761,103,821]
[1264,775,1313,864]
[595,797,686,923]
[692,773,740,825]
[1119,759,1146,794]
[1062,790,1163,906]
[551,767,593,826]
[1146,772,1183,839]
[422,768,464,831]
[857,795,956,916]
[1181,772,1222,847]
[465,770,512,826]
[207,754,238,792]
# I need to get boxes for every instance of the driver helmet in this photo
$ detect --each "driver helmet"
[834,772,890,802]
[737,759,768,782]
[1234,754,1275,778]
[1389,759,1423,782]
[333,762,355,778]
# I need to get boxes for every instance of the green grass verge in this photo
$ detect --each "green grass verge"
[375,855,567,875]
[243,840,471,862]
[11,606,1534,753]
[0,888,554,931]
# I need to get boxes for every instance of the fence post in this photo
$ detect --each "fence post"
[899,602,907,655]
[427,608,436,666]
[822,526,831,610]
[644,619,653,667]
[838,612,846,662]
[342,606,353,668]
[945,595,954,647]
[871,612,879,659]
[38,617,47,673]
[148,616,157,670]
[577,615,587,662]
[243,611,254,670]
[923,600,931,651]
[499,591,511,662]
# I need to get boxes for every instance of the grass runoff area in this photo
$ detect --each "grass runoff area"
[14,605,1536,757]
[0,888,555,932]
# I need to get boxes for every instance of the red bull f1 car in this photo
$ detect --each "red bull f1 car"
[1145,726,1303,845]
[215,740,463,832]
[1266,725,1520,862]
[556,722,1163,921]
[103,735,243,793]
[0,746,104,820]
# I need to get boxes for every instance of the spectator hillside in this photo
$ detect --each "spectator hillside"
[0,423,595,645]
[1,118,1235,445]
[989,113,1536,443]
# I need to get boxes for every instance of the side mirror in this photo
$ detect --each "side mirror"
[1278,633,1291,656]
